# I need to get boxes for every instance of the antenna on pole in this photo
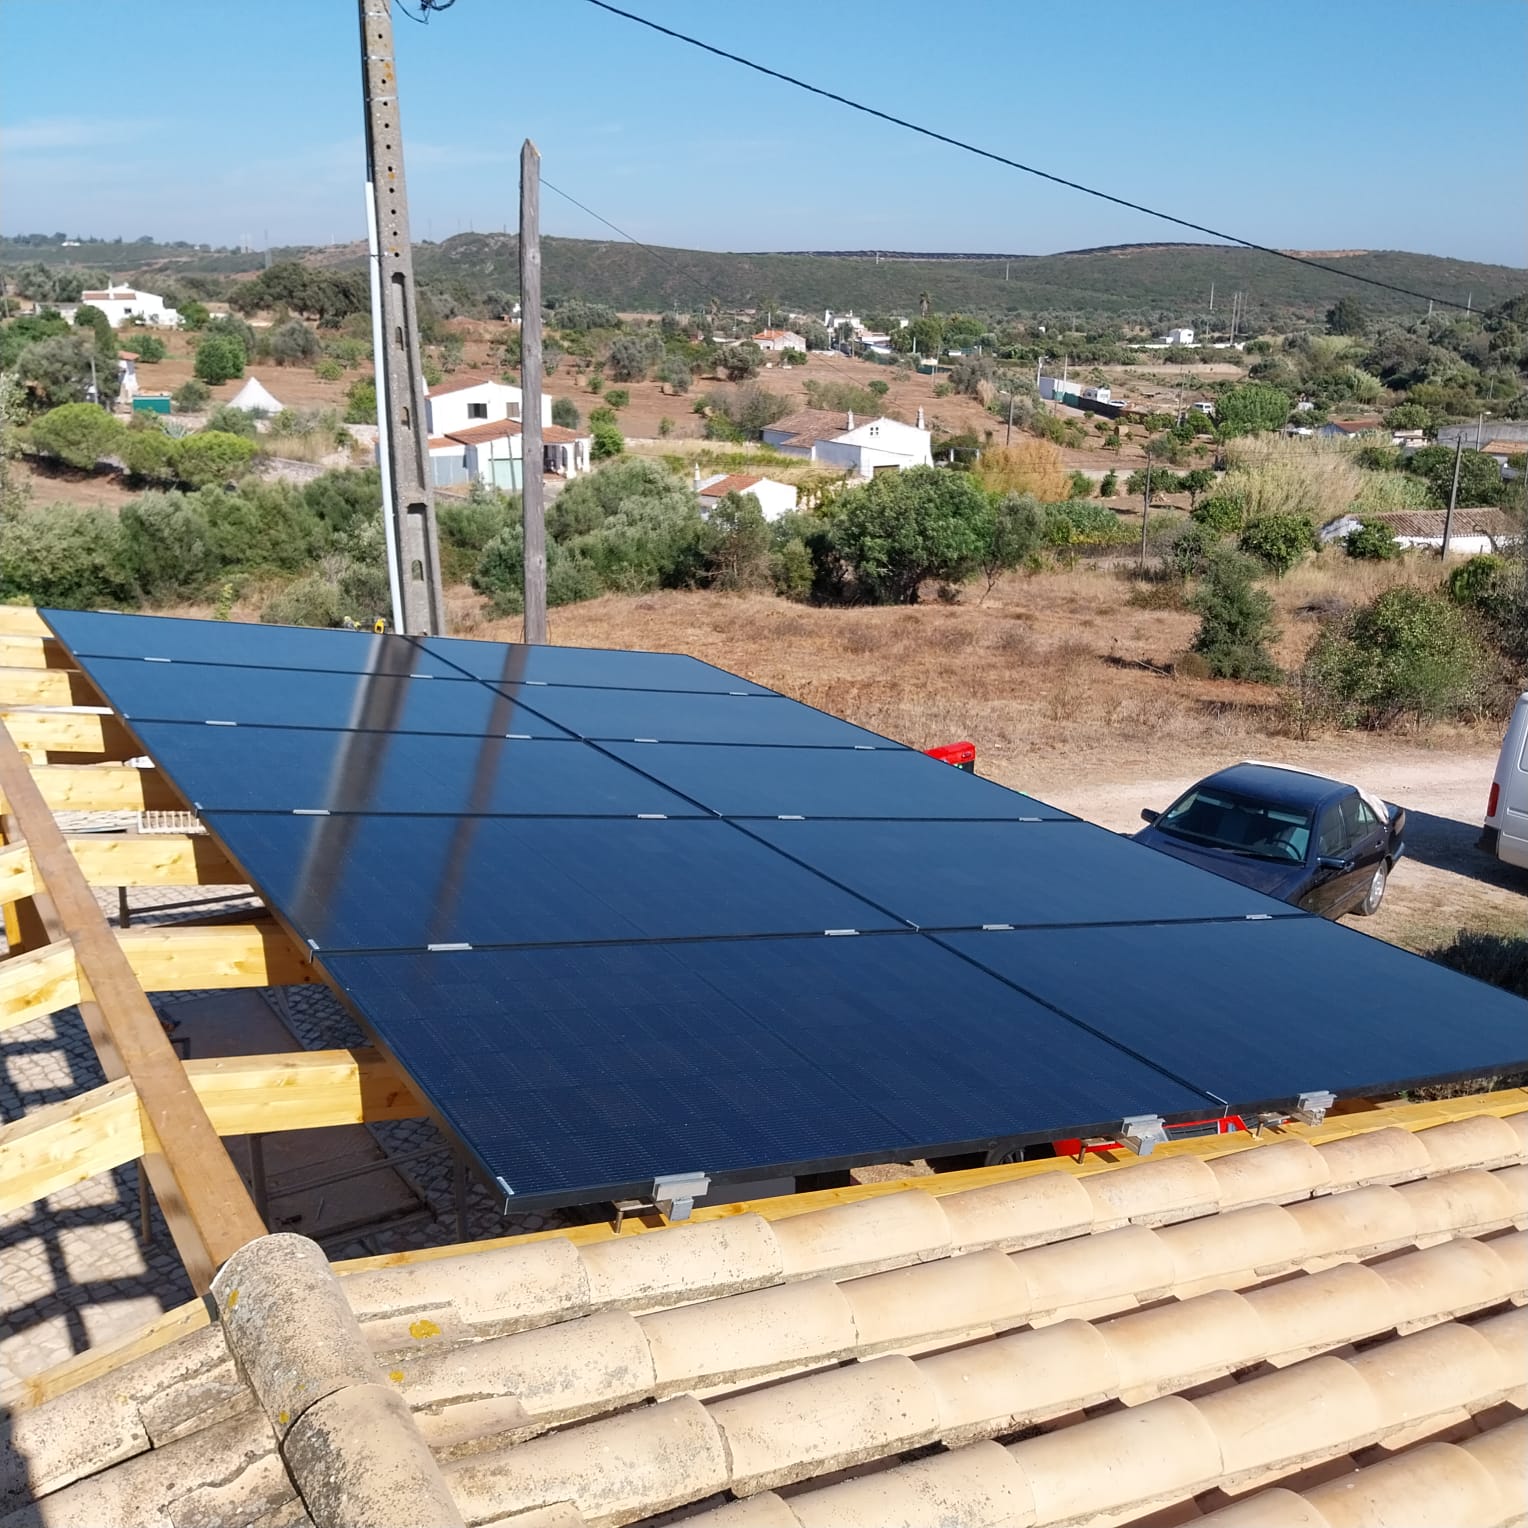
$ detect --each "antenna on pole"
[358,0,446,635]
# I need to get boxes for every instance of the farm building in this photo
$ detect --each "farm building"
[761,407,933,477]
[427,418,591,490]
[695,470,798,521]
[61,282,182,327]
[751,328,805,353]
[424,376,553,438]
[1322,508,1522,554]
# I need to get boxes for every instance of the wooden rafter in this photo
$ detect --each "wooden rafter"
[0,666,101,707]
[0,709,138,761]
[0,835,241,905]
[0,724,266,1289]
[27,764,185,812]
[0,634,75,670]
[0,1048,424,1215]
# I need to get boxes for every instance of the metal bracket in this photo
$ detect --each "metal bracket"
[1118,1115,1169,1157]
[653,1171,710,1222]
[1291,1090,1336,1127]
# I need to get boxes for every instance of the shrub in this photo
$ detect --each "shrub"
[1345,518,1403,560]
[1304,586,1492,727]
[551,396,581,430]
[268,320,319,366]
[1239,513,1316,577]
[602,388,630,410]
[978,492,1045,596]
[194,332,246,384]
[717,342,763,381]
[1447,553,1512,617]
[1193,496,1242,532]
[262,574,342,628]
[771,536,814,599]
[1165,520,1220,580]
[0,504,135,608]
[1098,470,1117,498]
[170,430,258,487]
[1405,445,1507,510]
[120,427,177,483]
[118,491,218,601]
[1189,550,1279,680]
[14,335,102,409]
[701,383,790,441]
[314,358,344,382]
[977,439,1068,500]
[658,417,673,438]
[1384,401,1431,432]
[658,357,692,395]
[28,402,125,469]
[1041,501,1135,548]
[180,300,210,330]
[1215,382,1290,436]
[123,333,166,363]
[172,378,211,412]
[204,404,260,437]
[590,417,624,459]
[1427,931,1528,999]
[438,486,518,584]
[1067,470,1092,499]
[343,378,376,424]
[832,466,993,604]
[607,333,661,383]
[199,479,326,572]
[699,492,772,591]
[474,524,606,612]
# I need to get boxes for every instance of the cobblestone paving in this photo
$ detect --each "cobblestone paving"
[2,840,570,1386]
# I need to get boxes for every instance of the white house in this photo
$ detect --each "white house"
[427,419,591,491]
[1162,327,1195,346]
[695,470,798,522]
[65,283,182,328]
[751,329,805,353]
[424,376,553,438]
[761,408,933,478]
[1320,509,1521,556]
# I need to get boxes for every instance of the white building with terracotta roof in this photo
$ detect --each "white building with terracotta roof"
[751,328,806,353]
[63,282,181,327]
[696,469,798,521]
[428,418,591,490]
[762,407,933,478]
[424,376,552,438]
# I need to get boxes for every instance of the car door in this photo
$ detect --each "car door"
[1306,797,1363,916]
[1337,792,1388,911]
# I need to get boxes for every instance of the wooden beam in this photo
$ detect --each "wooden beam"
[0,837,242,905]
[0,1049,422,1214]
[1,925,316,1033]
[0,667,101,707]
[0,605,51,637]
[67,834,241,891]
[21,765,185,813]
[0,635,76,671]
[0,709,137,761]
[0,724,264,1289]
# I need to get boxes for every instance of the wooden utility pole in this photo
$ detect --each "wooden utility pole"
[519,140,547,644]
[1441,434,1464,559]
[1139,458,1152,571]
[1005,390,1015,447]
[358,0,446,636]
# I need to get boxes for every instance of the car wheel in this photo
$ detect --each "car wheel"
[1356,861,1388,917]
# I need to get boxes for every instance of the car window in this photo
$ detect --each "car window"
[1341,794,1379,843]
[1156,787,1311,863]
[1316,802,1350,858]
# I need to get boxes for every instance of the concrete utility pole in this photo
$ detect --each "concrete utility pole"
[1139,458,1152,572]
[358,0,446,636]
[519,140,548,645]
[1441,434,1464,559]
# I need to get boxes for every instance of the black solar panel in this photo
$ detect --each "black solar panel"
[43,607,1528,1211]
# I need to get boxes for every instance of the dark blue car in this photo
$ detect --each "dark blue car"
[1135,761,1406,918]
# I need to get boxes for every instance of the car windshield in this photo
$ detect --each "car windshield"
[1155,786,1312,863]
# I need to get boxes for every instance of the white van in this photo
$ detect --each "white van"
[1482,692,1528,869]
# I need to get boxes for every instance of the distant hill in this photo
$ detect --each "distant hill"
[3,233,1523,323]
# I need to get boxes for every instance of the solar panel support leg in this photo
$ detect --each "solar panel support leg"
[248,1134,270,1231]
[1292,1090,1336,1127]
[1118,1115,1168,1156]
[453,1149,469,1242]
[653,1171,710,1223]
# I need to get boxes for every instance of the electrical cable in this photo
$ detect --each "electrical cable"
[582,0,1475,313]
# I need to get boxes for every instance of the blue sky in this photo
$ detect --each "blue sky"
[2,0,1525,266]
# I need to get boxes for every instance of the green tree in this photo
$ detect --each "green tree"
[73,303,116,359]
[551,396,581,430]
[1305,586,1490,727]
[0,311,72,370]
[832,466,993,604]
[1405,445,1506,509]
[658,357,692,395]
[1190,550,1279,680]
[0,504,134,608]
[603,388,630,410]
[1215,382,1291,437]
[700,491,771,590]
[194,332,246,385]
[122,332,166,363]
[180,299,210,329]
[343,378,377,424]
[717,342,763,381]
[15,335,102,409]
[590,416,624,459]
[170,431,258,487]
[172,378,211,412]
[28,402,125,469]
[204,405,260,437]
[1383,401,1431,432]
[1344,519,1403,560]
[1098,470,1118,498]
[607,333,661,382]
[120,426,177,482]
[1238,513,1316,577]
[1325,297,1368,337]
[1166,520,1220,580]
[1180,467,1215,507]
[268,319,319,366]
[978,491,1044,598]
[118,491,218,600]
[1193,496,1242,532]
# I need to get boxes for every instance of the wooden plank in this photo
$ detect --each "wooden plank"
[117,922,316,992]
[0,667,101,707]
[0,941,82,1032]
[0,1049,422,1216]
[0,605,51,637]
[68,834,241,890]
[0,709,137,761]
[22,765,185,813]
[0,635,76,671]
[0,724,264,1290]
[0,1077,144,1214]
[0,841,38,906]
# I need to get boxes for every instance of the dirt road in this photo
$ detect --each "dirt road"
[1019,746,1525,952]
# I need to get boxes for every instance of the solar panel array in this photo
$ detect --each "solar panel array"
[45,609,1528,1209]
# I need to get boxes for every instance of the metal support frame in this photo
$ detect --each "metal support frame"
[358,0,446,636]
[1292,1090,1337,1127]
[1118,1115,1169,1157]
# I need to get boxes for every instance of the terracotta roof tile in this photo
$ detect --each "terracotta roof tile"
[1370,508,1521,539]
[697,472,765,498]
[445,418,522,445]
[426,374,507,397]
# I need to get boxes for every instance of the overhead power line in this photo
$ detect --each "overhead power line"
[582,0,1477,314]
